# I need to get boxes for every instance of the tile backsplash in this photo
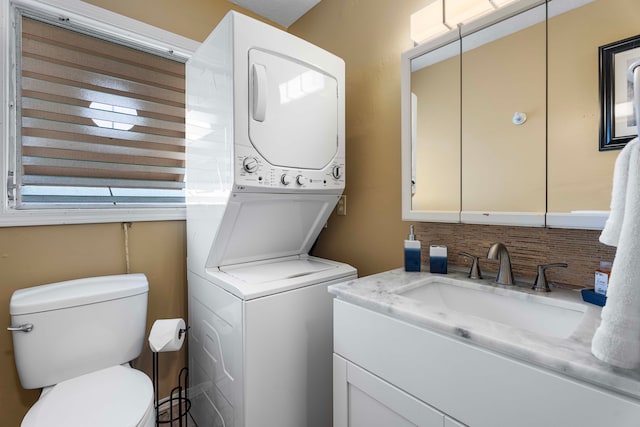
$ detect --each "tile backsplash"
[415,223,616,289]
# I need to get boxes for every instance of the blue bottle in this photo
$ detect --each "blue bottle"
[429,245,448,274]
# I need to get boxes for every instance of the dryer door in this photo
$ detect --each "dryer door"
[248,49,338,170]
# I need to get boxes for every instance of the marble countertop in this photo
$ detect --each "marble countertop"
[328,268,640,400]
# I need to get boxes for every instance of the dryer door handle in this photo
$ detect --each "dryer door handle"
[252,63,267,122]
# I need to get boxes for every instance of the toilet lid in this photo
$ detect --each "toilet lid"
[22,365,153,427]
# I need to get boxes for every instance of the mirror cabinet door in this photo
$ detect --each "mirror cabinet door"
[404,40,461,222]
[460,5,547,226]
[546,0,633,229]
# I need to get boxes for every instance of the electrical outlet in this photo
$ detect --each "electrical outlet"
[336,195,347,216]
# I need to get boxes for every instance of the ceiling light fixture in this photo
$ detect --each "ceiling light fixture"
[410,0,518,45]
[444,0,494,28]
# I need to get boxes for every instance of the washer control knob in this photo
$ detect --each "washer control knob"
[332,165,343,179]
[296,175,308,186]
[281,174,292,186]
[242,157,259,173]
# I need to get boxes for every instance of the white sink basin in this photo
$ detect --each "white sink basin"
[398,276,587,339]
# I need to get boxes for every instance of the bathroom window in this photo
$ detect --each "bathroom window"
[13,15,186,208]
[0,0,197,225]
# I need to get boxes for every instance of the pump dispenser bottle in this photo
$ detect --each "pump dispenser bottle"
[404,225,421,272]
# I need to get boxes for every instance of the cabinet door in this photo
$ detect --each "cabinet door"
[334,354,444,427]
[460,6,546,226]
[546,0,634,228]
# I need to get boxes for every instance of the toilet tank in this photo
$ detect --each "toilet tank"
[9,274,149,389]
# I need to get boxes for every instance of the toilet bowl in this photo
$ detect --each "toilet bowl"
[8,274,155,427]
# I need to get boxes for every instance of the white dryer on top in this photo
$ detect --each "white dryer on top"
[186,10,346,276]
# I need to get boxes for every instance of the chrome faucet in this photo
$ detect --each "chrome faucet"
[459,252,482,279]
[532,263,568,292]
[486,242,515,285]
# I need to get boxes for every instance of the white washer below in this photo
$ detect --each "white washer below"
[22,365,155,427]
[188,255,357,427]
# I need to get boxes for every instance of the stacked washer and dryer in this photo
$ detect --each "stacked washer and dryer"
[185,11,356,427]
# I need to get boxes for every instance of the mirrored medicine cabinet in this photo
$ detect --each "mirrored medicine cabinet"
[402,0,636,229]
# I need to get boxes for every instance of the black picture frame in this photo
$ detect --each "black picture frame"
[599,34,640,151]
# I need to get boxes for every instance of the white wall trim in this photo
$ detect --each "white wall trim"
[546,212,608,230]
[10,0,199,59]
[402,210,460,223]
[0,207,186,227]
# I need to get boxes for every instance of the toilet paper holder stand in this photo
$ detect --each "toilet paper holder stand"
[152,325,191,426]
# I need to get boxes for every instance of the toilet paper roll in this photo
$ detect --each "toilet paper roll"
[148,318,186,353]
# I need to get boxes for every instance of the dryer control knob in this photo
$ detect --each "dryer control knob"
[281,174,292,186]
[332,165,343,179]
[242,157,259,173]
[296,175,308,186]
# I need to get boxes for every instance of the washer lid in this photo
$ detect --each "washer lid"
[209,255,357,300]
[22,365,153,427]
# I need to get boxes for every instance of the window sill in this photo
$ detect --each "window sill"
[0,206,185,227]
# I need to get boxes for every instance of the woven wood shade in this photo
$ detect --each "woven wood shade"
[17,16,185,207]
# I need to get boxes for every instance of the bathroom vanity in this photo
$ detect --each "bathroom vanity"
[329,270,640,427]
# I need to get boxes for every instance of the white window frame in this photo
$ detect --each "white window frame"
[0,0,199,226]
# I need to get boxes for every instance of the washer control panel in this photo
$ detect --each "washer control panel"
[234,146,344,192]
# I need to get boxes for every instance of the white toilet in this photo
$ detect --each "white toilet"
[8,274,155,427]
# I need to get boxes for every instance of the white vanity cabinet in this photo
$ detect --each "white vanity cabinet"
[332,299,640,427]
[333,354,465,427]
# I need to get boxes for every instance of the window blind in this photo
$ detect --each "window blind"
[15,16,186,208]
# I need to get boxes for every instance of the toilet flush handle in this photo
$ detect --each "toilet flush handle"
[7,323,33,333]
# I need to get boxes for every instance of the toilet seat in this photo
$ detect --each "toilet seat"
[22,365,154,427]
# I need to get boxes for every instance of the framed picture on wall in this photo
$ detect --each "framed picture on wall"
[599,34,640,151]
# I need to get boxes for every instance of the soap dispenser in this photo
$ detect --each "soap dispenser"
[404,225,421,272]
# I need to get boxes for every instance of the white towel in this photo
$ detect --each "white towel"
[592,139,640,369]
[599,138,638,246]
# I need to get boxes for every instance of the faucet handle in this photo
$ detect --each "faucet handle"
[532,263,568,292]
[459,252,483,279]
